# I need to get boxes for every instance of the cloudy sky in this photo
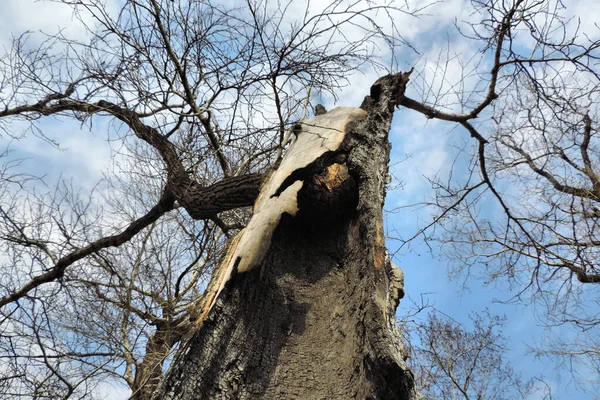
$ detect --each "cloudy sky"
[1,0,599,399]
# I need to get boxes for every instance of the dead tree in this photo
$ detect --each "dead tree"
[153,72,415,399]
[0,1,421,397]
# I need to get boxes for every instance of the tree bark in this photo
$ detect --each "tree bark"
[154,72,415,400]
[131,323,184,400]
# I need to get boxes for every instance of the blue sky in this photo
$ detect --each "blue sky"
[1,0,600,399]
[385,86,600,396]
[387,112,574,398]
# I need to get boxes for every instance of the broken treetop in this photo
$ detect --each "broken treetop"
[207,107,367,311]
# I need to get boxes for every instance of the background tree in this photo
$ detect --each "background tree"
[407,310,549,400]
[390,0,600,387]
[0,138,234,399]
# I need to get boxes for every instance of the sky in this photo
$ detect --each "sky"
[1,0,599,399]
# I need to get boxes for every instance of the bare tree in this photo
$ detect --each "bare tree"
[0,0,421,398]
[398,0,600,286]
[408,310,548,400]
[388,0,600,386]
[2,0,600,398]
[531,325,600,394]
[0,143,232,398]
[0,0,415,307]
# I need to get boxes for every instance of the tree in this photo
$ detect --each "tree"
[388,0,600,385]
[152,72,415,399]
[1,0,600,398]
[0,142,233,398]
[396,0,600,291]
[0,0,419,398]
[408,310,548,399]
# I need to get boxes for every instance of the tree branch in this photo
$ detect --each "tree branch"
[0,190,175,309]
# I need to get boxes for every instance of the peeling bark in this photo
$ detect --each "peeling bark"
[196,107,368,322]
[154,72,415,400]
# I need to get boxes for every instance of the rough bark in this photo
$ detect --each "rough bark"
[154,71,415,400]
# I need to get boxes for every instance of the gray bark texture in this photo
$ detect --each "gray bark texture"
[154,72,416,400]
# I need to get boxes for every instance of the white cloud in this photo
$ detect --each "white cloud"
[0,0,123,52]
[93,379,131,400]
[571,0,600,40]
[4,117,113,189]
[389,112,453,198]
[0,1,86,49]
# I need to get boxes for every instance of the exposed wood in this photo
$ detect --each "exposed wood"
[196,107,367,323]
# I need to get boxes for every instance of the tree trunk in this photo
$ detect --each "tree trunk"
[154,72,416,400]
